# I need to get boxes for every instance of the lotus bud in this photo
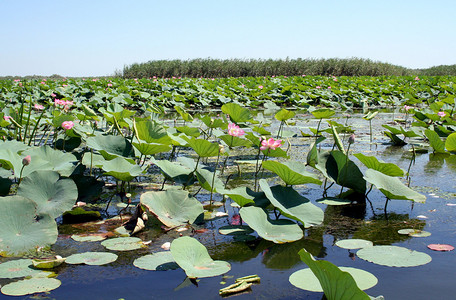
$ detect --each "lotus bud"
[22,155,31,166]
[348,134,356,144]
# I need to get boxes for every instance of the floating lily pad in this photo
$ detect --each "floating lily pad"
[141,189,203,228]
[398,229,431,237]
[335,239,373,250]
[65,252,118,265]
[101,237,145,251]
[357,246,432,267]
[171,236,231,278]
[71,234,107,242]
[133,252,179,271]
[17,170,78,219]
[0,259,44,279]
[0,196,58,257]
[427,244,454,251]
[1,278,61,296]
[219,225,254,236]
[290,267,378,292]
[239,206,303,243]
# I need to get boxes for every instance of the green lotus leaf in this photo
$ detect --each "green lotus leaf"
[397,229,431,237]
[133,252,179,271]
[135,120,172,145]
[384,131,407,146]
[424,129,446,153]
[335,239,373,250]
[140,189,203,227]
[32,256,66,269]
[200,115,226,129]
[218,225,254,236]
[65,252,118,265]
[195,167,224,193]
[219,135,252,148]
[0,149,60,179]
[17,170,78,219]
[101,157,143,182]
[150,157,195,185]
[239,206,303,243]
[86,134,135,161]
[354,153,405,177]
[261,147,289,158]
[315,197,352,205]
[293,249,370,299]
[0,196,57,257]
[311,108,335,119]
[220,186,263,207]
[275,108,295,122]
[0,140,30,154]
[357,245,432,267]
[0,259,44,279]
[330,125,345,154]
[364,169,426,203]
[326,150,366,194]
[23,145,78,177]
[363,111,379,121]
[1,278,61,296]
[260,180,324,228]
[262,161,322,186]
[174,106,194,122]
[445,132,456,152]
[221,103,252,123]
[170,236,231,278]
[183,137,219,157]
[132,142,172,156]
[290,267,377,292]
[71,234,107,242]
[101,237,145,251]
[176,126,201,137]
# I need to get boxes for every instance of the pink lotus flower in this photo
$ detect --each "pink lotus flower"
[316,86,321,89]
[228,123,245,137]
[34,104,44,110]
[3,116,11,121]
[260,138,282,151]
[258,85,264,89]
[62,121,74,130]
[107,83,112,87]
[403,105,412,111]
[415,76,420,81]
[438,111,446,117]
[51,93,56,98]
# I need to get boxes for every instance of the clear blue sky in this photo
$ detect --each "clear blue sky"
[1,0,455,77]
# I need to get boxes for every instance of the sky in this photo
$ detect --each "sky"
[1,0,455,77]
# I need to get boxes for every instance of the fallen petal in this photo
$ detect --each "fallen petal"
[427,244,454,251]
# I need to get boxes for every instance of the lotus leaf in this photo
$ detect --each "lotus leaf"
[1,278,61,296]
[219,281,252,296]
[65,252,118,265]
[0,176,12,196]
[140,189,203,227]
[218,225,254,236]
[275,108,295,122]
[335,239,373,250]
[0,259,44,279]
[397,229,431,237]
[0,196,57,257]
[135,120,172,145]
[176,126,201,137]
[150,157,195,185]
[330,125,345,154]
[32,256,66,269]
[71,234,107,242]
[101,237,145,251]
[424,129,446,153]
[316,197,352,205]
[23,145,78,177]
[101,157,143,181]
[357,245,432,267]
[221,103,252,123]
[293,249,370,299]
[364,169,426,203]
[239,206,303,243]
[17,170,78,219]
[311,108,335,119]
[326,151,366,194]
[290,267,377,292]
[445,132,456,152]
[354,153,405,177]
[133,252,179,271]
[261,161,322,186]
[259,180,324,228]
[86,134,135,161]
[195,167,225,193]
[219,134,252,148]
[220,186,266,207]
[170,236,231,278]
[133,142,172,156]
[183,137,219,157]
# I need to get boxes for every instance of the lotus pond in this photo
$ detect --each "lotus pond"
[0,77,456,299]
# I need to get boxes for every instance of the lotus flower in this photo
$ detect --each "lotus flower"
[22,155,31,166]
[403,105,412,111]
[3,115,11,121]
[62,121,74,130]
[228,123,245,137]
[438,111,446,117]
[34,104,44,110]
[260,138,282,151]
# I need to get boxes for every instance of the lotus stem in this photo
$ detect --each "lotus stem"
[209,149,221,205]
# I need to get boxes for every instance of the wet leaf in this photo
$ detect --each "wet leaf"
[65,252,118,265]
[1,278,61,296]
[101,237,145,251]
[357,245,432,267]
[335,239,373,250]
[133,252,179,271]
